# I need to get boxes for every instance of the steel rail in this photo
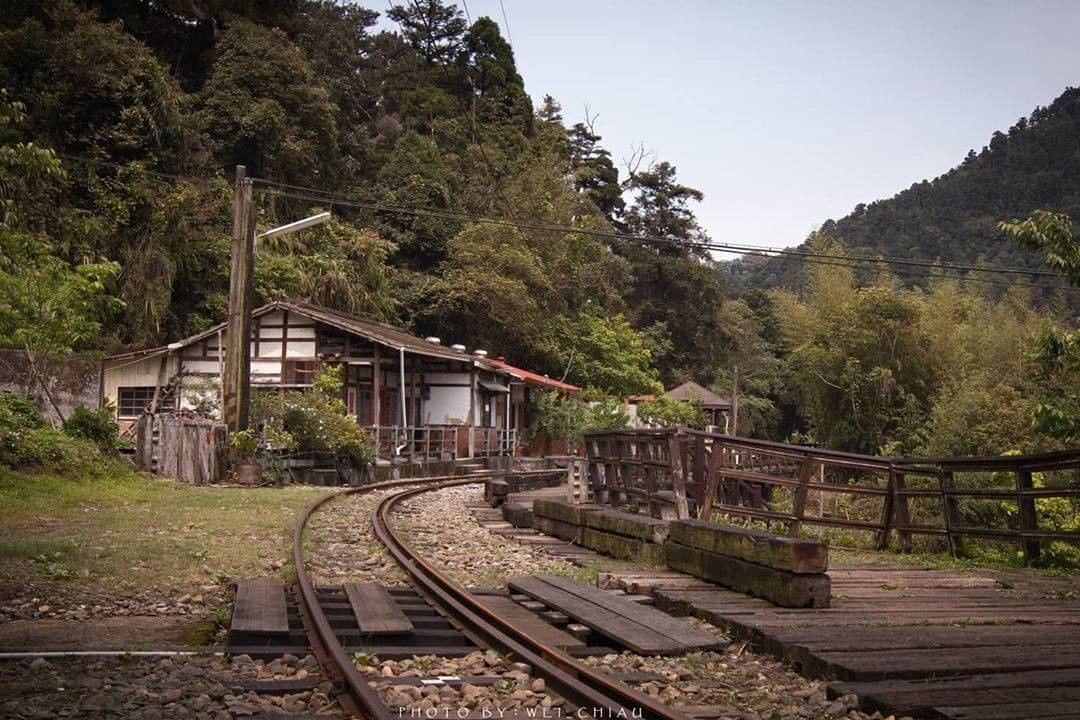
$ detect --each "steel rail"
[372,479,694,720]
[291,469,575,719]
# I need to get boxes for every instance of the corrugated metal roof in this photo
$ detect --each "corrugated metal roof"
[484,357,580,393]
[105,299,503,370]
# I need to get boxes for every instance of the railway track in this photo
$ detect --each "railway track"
[292,472,696,720]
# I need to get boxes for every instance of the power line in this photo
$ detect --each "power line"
[249,180,1078,293]
[498,0,513,45]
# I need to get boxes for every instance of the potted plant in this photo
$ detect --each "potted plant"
[230,429,262,486]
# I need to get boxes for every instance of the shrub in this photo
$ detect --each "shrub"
[251,365,374,466]
[637,396,707,428]
[0,393,48,432]
[584,398,629,433]
[62,405,122,452]
[526,391,588,447]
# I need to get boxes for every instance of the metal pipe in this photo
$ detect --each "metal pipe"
[398,347,408,430]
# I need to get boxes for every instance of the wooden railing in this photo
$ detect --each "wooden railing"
[583,429,1080,563]
[371,425,517,461]
[472,427,517,458]
[371,425,460,461]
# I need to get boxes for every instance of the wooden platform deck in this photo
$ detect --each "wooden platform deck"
[605,564,1080,720]
[471,495,1080,718]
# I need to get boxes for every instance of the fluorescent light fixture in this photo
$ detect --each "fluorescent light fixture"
[257,212,331,240]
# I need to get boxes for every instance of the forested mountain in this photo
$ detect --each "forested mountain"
[0,0,727,391]
[1,0,1076,458]
[731,87,1080,292]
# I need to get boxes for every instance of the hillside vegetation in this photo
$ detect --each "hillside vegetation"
[732,87,1080,293]
[0,0,1076,461]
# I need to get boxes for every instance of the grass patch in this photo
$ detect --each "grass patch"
[0,463,330,597]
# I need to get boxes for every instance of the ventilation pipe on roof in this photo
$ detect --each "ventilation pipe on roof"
[425,337,441,345]
[450,344,467,352]
[473,349,489,358]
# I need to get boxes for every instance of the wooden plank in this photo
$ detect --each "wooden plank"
[668,518,828,574]
[765,624,1080,653]
[664,541,831,608]
[537,575,725,650]
[507,576,687,654]
[473,595,585,649]
[809,644,1080,681]
[231,578,289,635]
[344,582,413,635]
[936,701,1080,720]
[833,681,1080,718]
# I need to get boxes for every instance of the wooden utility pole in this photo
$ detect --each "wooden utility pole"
[223,165,256,433]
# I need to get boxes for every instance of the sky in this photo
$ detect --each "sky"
[366,0,1080,250]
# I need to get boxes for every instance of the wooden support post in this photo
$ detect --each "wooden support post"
[1017,468,1041,563]
[892,470,913,553]
[692,434,706,509]
[223,165,256,434]
[667,432,690,520]
[939,469,962,556]
[467,364,476,459]
[698,438,725,520]
[789,455,815,536]
[372,344,381,426]
[876,466,896,550]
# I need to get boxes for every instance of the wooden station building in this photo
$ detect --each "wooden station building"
[100,299,578,461]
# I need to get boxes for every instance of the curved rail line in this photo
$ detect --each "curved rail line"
[292,472,695,720]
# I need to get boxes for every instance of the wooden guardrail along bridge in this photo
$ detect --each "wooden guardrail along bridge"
[583,428,1080,563]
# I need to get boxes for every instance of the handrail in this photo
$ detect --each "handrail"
[583,428,1080,564]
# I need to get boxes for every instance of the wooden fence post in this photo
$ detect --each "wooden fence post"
[789,455,815,536]
[1017,468,1041,563]
[939,469,962,556]
[692,434,706,509]
[698,438,724,521]
[667,431,690,520]
[876,466,896,550]
[892,471,914,552]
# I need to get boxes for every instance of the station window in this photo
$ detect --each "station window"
[117,386,176,418]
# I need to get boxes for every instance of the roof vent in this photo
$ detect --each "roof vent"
[450,344,467,352]
[425,336,441,345]
[473,349,489,358]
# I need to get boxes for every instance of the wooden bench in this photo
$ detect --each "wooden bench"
[508,575,726,655]
[344,582,414,634]
[232,578,290,635]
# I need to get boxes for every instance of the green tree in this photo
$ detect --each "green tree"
[1001,210,1080,442]
[197,18,340,188]
[637,397,707,428]
[386,0,467,66]
[0,88,122,419]
[564,313,663,397]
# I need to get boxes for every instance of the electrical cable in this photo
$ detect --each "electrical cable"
[250,181,1077,292]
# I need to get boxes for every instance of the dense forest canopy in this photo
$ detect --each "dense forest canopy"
[0,0,1076,458]
[731,87,1080,294]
